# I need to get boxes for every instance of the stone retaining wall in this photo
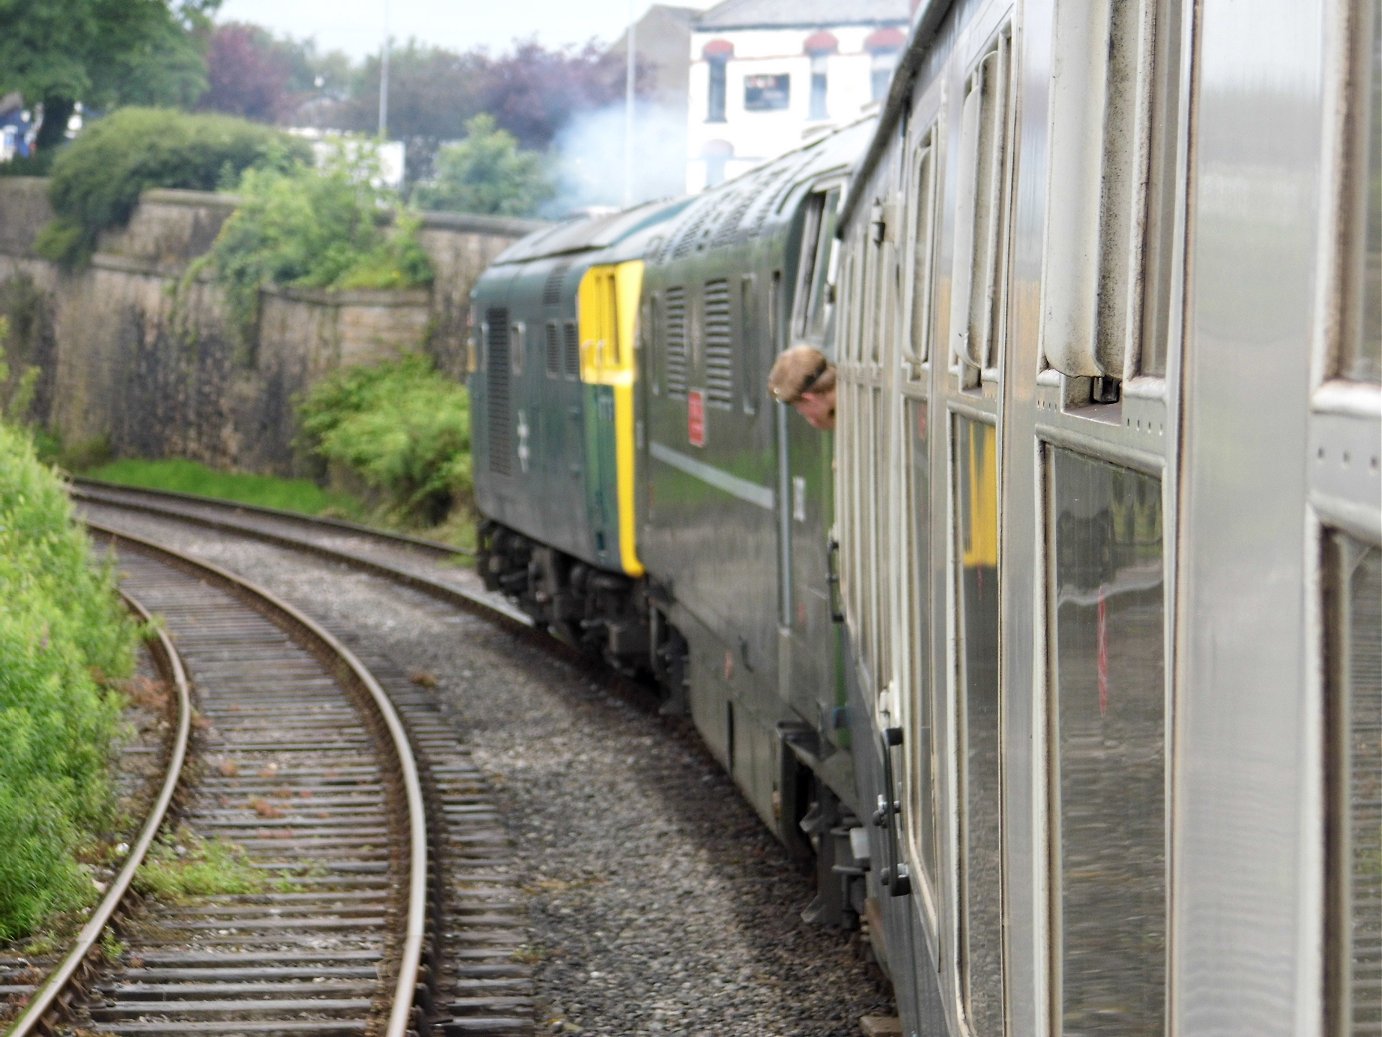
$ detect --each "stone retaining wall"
[0,180,540,475]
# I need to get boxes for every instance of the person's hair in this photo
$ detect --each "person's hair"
[769,344,836,404]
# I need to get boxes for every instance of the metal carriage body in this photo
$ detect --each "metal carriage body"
[468,199,689,663]
[635,119,875,877]
[832,0,1381,1035]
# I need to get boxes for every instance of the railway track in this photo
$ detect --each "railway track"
[68,480,528,626]
[0,589,191,1034]
[42,488,542,1037]
[3,524,434,1036]
[65,481,901,1035]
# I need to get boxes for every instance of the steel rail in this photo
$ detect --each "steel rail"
[6,590,192,1037]
[74,481,536,630]
[83,522,429,1037]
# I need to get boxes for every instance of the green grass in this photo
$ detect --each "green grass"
[79,456,478,551]
[135,830,264,901]
[82,458,366,520]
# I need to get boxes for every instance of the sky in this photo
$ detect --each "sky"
[213,0,719,60]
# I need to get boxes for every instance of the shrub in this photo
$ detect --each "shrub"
[199,143,433,345]
[412,114,555,217]
[37,107,309,267]
[0,421,138,938]
[296,354,470,526]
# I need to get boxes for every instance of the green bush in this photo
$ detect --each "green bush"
[412,114,555,217]
[37,107,309,267]
[296,354,470,526]
[0,421,137,938]
[200,144,433,345]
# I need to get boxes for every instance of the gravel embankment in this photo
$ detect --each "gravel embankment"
[106,519,897,1036]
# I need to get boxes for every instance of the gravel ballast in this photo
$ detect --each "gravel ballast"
[101,517,897,1036]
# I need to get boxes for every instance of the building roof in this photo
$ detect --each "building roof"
[695,0,910,31]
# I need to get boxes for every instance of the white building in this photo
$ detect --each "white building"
[686,0,912,192]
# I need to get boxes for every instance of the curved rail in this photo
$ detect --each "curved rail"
[72,522,428,1037]
[71,476,473,560]
[73,480,535,629]
[7,591,192,1036]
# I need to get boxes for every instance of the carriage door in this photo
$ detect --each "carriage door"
[777,185,843,729]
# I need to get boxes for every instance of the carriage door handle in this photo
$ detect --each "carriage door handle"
[827,538,844,624]
[872,723,912,897]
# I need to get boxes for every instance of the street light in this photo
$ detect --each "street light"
[623,0,636,206]
[378,0,390,139]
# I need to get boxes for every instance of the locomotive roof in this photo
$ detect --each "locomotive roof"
[490,196,692,266]
[652,117,875,264]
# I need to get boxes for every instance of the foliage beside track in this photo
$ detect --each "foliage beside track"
[195,146,434,346]
[83,458,365,520]
[36,107,308,268]
[295,353,472,531]
[0,420,138,940]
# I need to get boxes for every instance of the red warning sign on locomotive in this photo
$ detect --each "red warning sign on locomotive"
[687,389,705,447]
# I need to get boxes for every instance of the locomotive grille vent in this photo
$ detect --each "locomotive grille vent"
[564,320,580,379]
[543,263,569,306]
[669,199,718,260]
[703,279,734,408]
[712,181,763,247]
[665,287,688,398]
[545,321,562,377]
[750,158,807,236]
[485,308,512,475]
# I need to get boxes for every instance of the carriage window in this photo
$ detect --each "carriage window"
[797,187,842,341]
[1047,448,1165,1037]
[905,398,939,896]
[906,129,939,370]
[1040,0,1182,387]
[949,28,1013,387]
[509,321,525,375]
[1344,1,1380,383]
[1325,536,1381,1037]
[953,416,1003,1035]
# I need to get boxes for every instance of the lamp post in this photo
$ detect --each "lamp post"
[623,0,636,207]
[378,0,390,139]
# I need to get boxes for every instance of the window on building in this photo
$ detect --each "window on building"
[708,57,728,122]
[745,73,790,111]
[866,27,906,103]
[703,139,733,188]
[804,32,837,122]
[810,57,829,120]
[871,51,900,101]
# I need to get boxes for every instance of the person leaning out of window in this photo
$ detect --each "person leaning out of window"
[768,344,837,431]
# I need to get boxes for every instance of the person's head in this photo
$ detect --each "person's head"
[769,344,837,431]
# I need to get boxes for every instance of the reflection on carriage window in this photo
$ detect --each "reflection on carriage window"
[1048,449,1165,1037]
[1327,538,1381,1035]
[955,417,1003,1035]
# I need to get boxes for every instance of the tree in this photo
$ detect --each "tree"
[336,41,487,184]
[411,115,554,217]
[200,23,352,127]
[199,22,294,122]
[472,40,632,152]
[0,0,215,151]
